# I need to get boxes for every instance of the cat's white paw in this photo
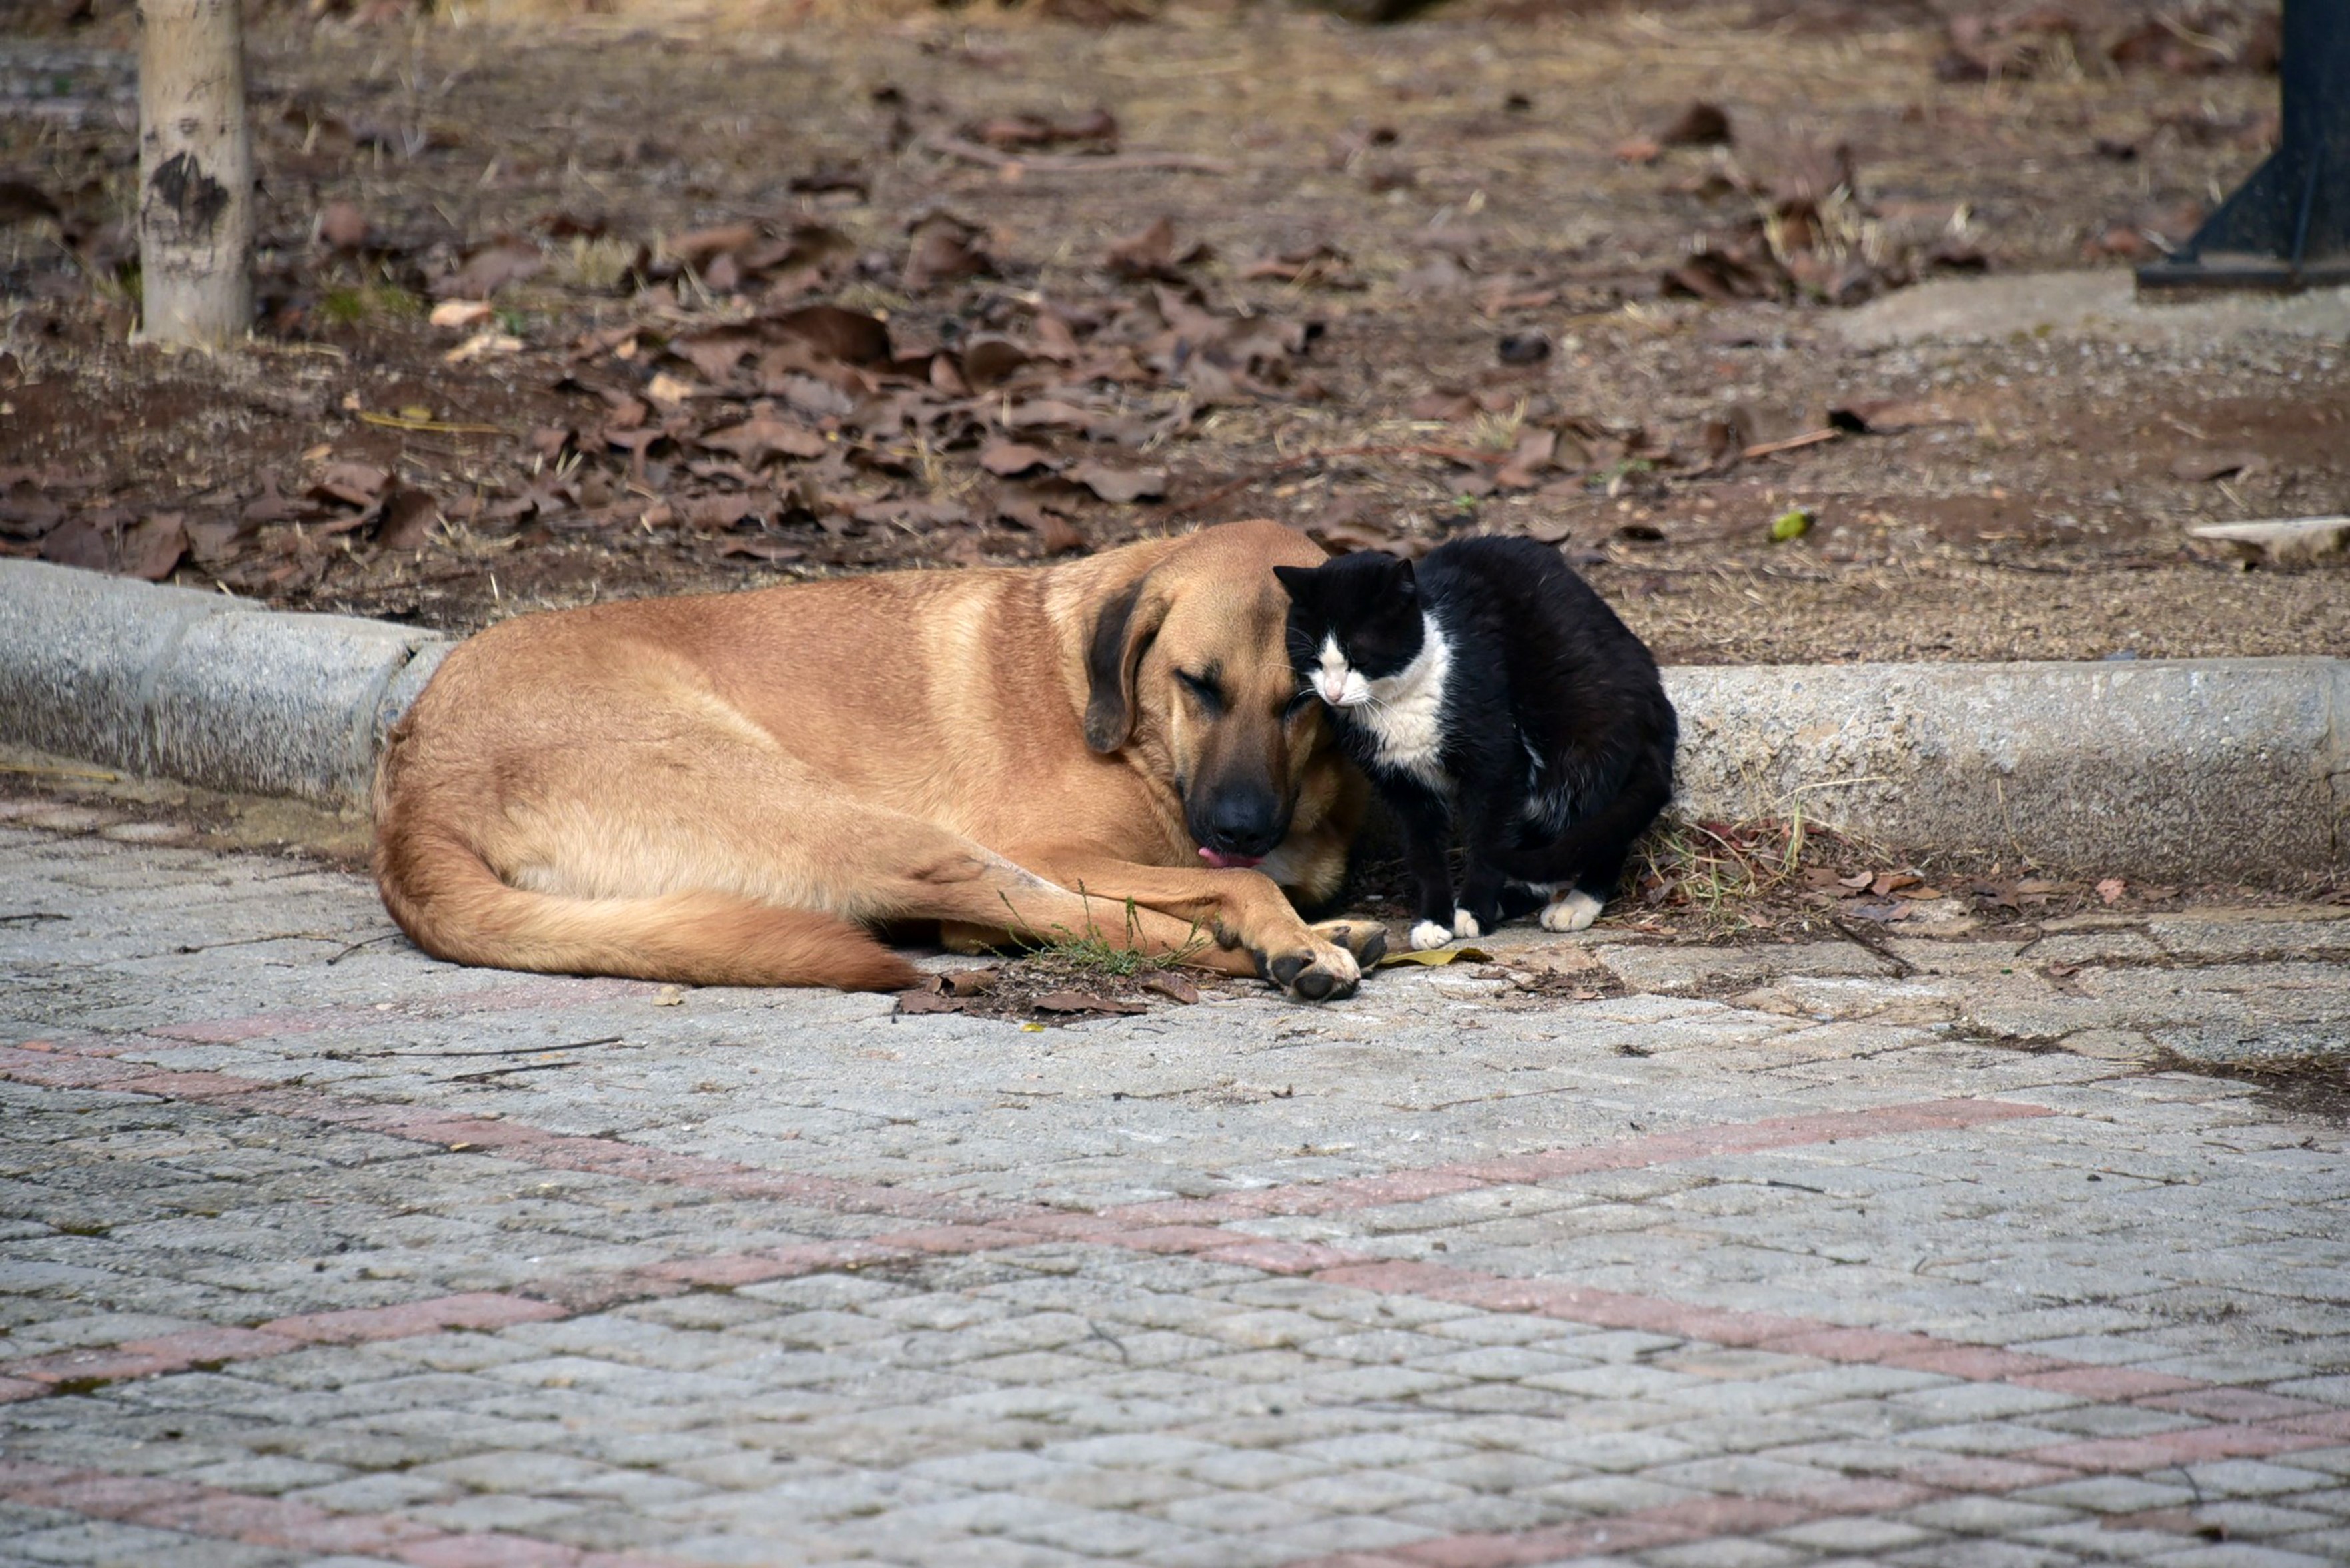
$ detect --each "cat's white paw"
[1409,920,1454,951]
[1452,909,1483,939]
[1541,889,1604,933]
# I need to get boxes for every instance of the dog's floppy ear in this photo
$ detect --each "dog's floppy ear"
[1084,574,1169,754]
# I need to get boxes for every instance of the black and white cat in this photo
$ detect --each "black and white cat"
[1275,536,1677,951]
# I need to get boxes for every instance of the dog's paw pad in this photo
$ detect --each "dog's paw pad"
[1410,921,1453,951]
[1541,890,1604,933]
[1277,943,1360,1003]
[1452,909,1484,940]
[1313,920,1389,966]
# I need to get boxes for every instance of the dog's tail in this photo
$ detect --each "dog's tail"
[374,822,921,992]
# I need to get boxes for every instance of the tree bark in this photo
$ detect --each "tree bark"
[137,0,253,347]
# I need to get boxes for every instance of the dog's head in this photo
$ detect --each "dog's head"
[1084,520,1341,869]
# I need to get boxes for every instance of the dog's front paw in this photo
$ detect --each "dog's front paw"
[1409,920,1453,951]
[1263,938,1363,1002]
[1541,889,1604,933]
[1311,919,1389,968]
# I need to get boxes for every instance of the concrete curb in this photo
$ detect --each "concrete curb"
[0,561,450,812]
[1666,660,2348,881]
[3,559,2343,879]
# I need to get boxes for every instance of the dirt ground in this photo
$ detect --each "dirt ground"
[2,0,2344,664]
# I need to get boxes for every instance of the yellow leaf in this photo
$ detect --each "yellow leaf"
[355,409,505,436]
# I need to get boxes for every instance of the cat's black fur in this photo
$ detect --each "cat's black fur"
[1273,536,1677,943]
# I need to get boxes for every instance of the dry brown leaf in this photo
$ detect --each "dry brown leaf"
[434,238,542,300]
[702,416,827,464]
[316,200,371,250]
[666,222,759,266]
[427,299,495,330]
[904,213,993,294]
[981,441,1061,478]
[960,336,1032,390]
[1659,101,1733,147]
[1139,973,1201,1004]
[1067,462,1167,504]
[895,983,963,1016]
[1103,216,1205,282]
[121,514,185,581]
[2169,450,2261,483]
[1033,990,1148,1015]
[377,488,439,552]
[768,304,892,367]
[310,462,390,508]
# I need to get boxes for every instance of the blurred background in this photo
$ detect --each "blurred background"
[2,0,2339,667]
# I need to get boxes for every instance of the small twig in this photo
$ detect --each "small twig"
[364,1036,625,1060]
[924,133,1235,176]
[1741,428,1840,460]
[446,1060,582,1084]
[355,409,506,436]
[326,931,403,966]
[0,911,70,926]
[174,931,346,955]
[1829,914,1916,978]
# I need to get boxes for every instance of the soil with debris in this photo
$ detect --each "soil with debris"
[2145,1048,2350,1123]
[3,0,2343,665]
[893,950,1219,1025]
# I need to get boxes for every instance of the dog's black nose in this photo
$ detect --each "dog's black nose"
[1202,791,1285,859]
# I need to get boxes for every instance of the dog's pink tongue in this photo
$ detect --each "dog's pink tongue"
[1199,847,1263,870]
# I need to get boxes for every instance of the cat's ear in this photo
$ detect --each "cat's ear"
[1393,558,1417,601]
[1083,573,1169,754]
[1272,564,1315,602]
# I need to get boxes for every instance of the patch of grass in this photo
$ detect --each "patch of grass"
[1626,808,1882,936]
[321,282,426,324]
[1011,893,1208,977]
[1469,397,1526,453]
[554,234,640,294]
[1588,456,1654,490]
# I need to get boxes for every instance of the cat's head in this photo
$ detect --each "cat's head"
[1273,550,1425,709]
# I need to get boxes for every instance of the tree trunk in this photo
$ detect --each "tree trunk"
[137,0,253,347]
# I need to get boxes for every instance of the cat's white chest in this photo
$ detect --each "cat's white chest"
[1353,617,1451,786]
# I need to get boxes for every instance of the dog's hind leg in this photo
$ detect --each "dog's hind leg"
[385,715,1261,986]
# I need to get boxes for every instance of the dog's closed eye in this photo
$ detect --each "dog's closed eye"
[1175,669,1225,713]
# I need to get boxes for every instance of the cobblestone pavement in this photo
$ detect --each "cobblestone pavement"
[3,799,2349,1568]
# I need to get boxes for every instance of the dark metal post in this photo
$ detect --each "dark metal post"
[2138,0,2350,294]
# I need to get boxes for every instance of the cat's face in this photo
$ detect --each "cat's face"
[1273,551,1425,710]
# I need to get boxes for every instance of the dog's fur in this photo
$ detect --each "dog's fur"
[372,520,1383,1000]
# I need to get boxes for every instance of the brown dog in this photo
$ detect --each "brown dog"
[372,520,1385,1000]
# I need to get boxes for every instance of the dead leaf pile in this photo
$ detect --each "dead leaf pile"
[962,106,1120,154]
[1658,139,1986,308]
[893,957,1201,1022]
[1,456,446,593]
[1937,3,2281,82]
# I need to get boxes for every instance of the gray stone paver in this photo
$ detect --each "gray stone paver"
[2,815,2349,1566]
